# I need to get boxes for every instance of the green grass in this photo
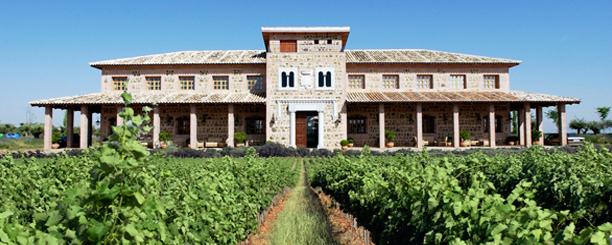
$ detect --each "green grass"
[0,137,44,150]
[269,158,338,245]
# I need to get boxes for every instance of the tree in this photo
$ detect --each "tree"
[545,109,558,126]
[588,121,603,135]
[569,118,588,134]
[595,107,610,121]
[511,111,518,134]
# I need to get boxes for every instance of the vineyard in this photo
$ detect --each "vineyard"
[308,144,612,244]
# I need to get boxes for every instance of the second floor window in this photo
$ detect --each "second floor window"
[146,77,161,90]
[213,76,229,90]
[180,77,195,90]
[383,75,398,89]
[417,75,432,89]
[348,75,364,89]
[248,76,263,90]
[316,68,334,89]
[483,75,499,89]
[113,77,127,91]
[279,68,297,89]
[449,75,466,89]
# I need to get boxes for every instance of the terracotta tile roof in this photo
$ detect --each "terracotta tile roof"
[89,49,519,67]
[346,91,581,104]
[29,92,266,106]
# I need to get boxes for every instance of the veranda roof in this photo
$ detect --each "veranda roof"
[346,91,581,104]
[29,91,266,107]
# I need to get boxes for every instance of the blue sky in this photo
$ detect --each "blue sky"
[1,0,610,133]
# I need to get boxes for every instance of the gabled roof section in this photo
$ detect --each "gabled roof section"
[345,49,521,66]
[346,91,580,104]
[261,26,351,51]
[90,50,266,68]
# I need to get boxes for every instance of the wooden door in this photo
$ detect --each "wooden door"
[296,112,307,148]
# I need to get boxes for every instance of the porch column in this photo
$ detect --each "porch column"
[416,103,423,149]
[190,105,197,149]
[116,106,124,126]
[536,106,544,145]
[453,104,459,148]
[80,105,89,149]
[519,108,525,146]
[318,109,324,149]
[66,108,74,148]
[43,106,53,151]
[524,103,532,147]
[153,107,160,148]
[558,103,567,146]
[489,104,496,148]
[379,103,385,149]
[289,111,296,148]
[87,110,92,147]
[227,104,234,148]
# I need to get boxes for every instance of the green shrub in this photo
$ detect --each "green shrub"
[234,131,247,143]
[52,132,61,143]
[340,140,349,146]
[347,138,354,143]
[385,130,395,142]
[459,130,470,141]
[531,130,542,141]
[159,132,171,142]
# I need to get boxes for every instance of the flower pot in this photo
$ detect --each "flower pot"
[533,141,540,145]
[160,143,167,149]
[341,145,348,150]
[446,142,452,147]
[236,143,245,147]
[460,142,468,147]
[386,142,394,148]
[51,143,59,149]
[347,143,354,147]
[508,141,515,146]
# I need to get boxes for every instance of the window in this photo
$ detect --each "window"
[348,75,365,89]
[316,68,334,90]
[180,77,195,90]
[327,40,332,44]
[247,76,263,90]
[423,115,435,133]
[278,68,297,90]
[483,75,499,89]
[113,77,127,91]
[449,75,466,89]
[280,40,297,52]
[348,116,366,134]
[246,116,264,134]
[484,115,503,133]
[213,76,229,90]
[146,77,161,91]
[417,75,432,89]
[177,118,190,135]
[383,75,399,89]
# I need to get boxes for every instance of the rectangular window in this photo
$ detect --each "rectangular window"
[483,75,499,89]
[423,116,435,133]
[449,75,466,89]
[280,40,297,52]
[246,118,264,134]
[348,75,365,89]
[348,117,366,134]
[417,75,432,89]
[146,77,161,91]
[383,75,398,89]
[113,77,127,91]
[177,118,190,135]
[248,76,263,90]
[213,76,229,90]
[179,77,195,90]
[484,116,504,133]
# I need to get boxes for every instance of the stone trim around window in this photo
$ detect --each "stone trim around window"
[315,67,335,90]
[278,67,298,91]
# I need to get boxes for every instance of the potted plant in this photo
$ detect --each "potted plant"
[531,130,542,145]
[340,139,349,150]
[51,132,61,149]
[459,130,470,147]
[507,135,519,146]
[385,130,395,148]
[446,136,453,147]
[159,132,171,149]
[234,131,247,147]
[347,138,354,147]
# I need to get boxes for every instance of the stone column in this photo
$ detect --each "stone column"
[416,103,423,149]
[524,103,532,147]
[318,110,325,149]
[190,105,197,149]
[379,103,385,149]
[116,106,124,126]
[80,105,89,149]
[153,107,160,148]
[558,103,567,146]
[519,108,525,146]
[227,104,234,148]
[453,104,460,148]
[43,106,53,151]
[536,106,544,145]
[489,104,496,148]
[289,111,296,148]
[66,108,74,148]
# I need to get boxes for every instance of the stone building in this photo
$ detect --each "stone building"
[30,27,581,151]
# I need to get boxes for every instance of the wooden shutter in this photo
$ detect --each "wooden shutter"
[280,40,296,52]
